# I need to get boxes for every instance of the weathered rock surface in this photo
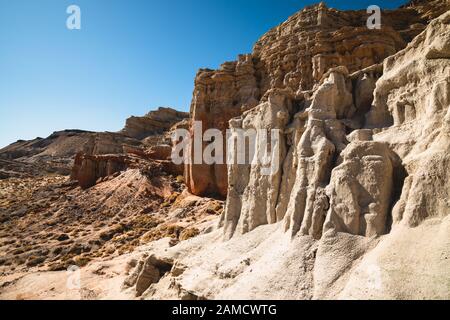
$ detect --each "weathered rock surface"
[0,130,142,161]
[70,153,128,189]
[1,0,449,301]
[125,7,450,301]
[185,54,260,198]
[121,107,189,140]
[323,141,398,237]
[223,8,450,240]
[0,130,139,178]
[0,107,188,179]
[185,0,447,198]
[221,89,292,239]
[70,147,184,190]
[372,11,450,229]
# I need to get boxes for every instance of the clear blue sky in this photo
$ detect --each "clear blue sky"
[0,0,408,148]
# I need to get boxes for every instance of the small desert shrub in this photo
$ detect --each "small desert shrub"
[179,228,200,241]
[26,256,46,267]
[176,175,185,184]
[74,255,91,267]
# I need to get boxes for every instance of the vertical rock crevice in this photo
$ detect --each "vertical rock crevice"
[185,1,440,200]
[184,2,450,241]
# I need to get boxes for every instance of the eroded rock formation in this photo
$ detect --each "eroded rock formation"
[323,141,397,237]
[185,0,446,198]
[1,0,449,301]
[123,5,450,301]
[222,7,450,240]
[185,54,260,198]
[374,11,450,228]
[70,153,128,189]
[121,107,189,140]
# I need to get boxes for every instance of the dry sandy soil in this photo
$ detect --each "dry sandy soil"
[0,166,223,299]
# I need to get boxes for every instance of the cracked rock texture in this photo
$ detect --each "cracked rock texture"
[219,2,450,241]
[185,0,446,198]
[127,4,450,300]
[1,0,449,301]
[121,107,189,140]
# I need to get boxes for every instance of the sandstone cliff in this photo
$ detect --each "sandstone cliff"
[1,0,449,301]
[221,1,450,246]
[0,107,188,181]
[121,107,189,140]
[125,4,450,300]
[185,0,447,198]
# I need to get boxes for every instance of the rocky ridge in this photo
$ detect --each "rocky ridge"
[125,2,450,300]
[185,0,446,198]
[0,126,221,281]
[121,107,189,140]
[0,0,449,300]
[0,107,188,179]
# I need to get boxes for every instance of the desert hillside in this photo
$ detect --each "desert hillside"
[0,0,449,300]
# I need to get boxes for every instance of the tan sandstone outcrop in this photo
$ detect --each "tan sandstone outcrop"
[185,0,445,198]
[71,153,129,189]
[185,54,260,198]
[372,11,450,228]
[125,6,450,300]
[3,0,448,302]
[222,5,450,238]
[71,146,184,189]
[323,141,398,237]
[121,107,189,140]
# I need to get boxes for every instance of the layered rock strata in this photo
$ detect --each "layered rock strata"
[126,8,450,300]
[121,107,189,140]
[185,0,447,197]
[222,9,450,240]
